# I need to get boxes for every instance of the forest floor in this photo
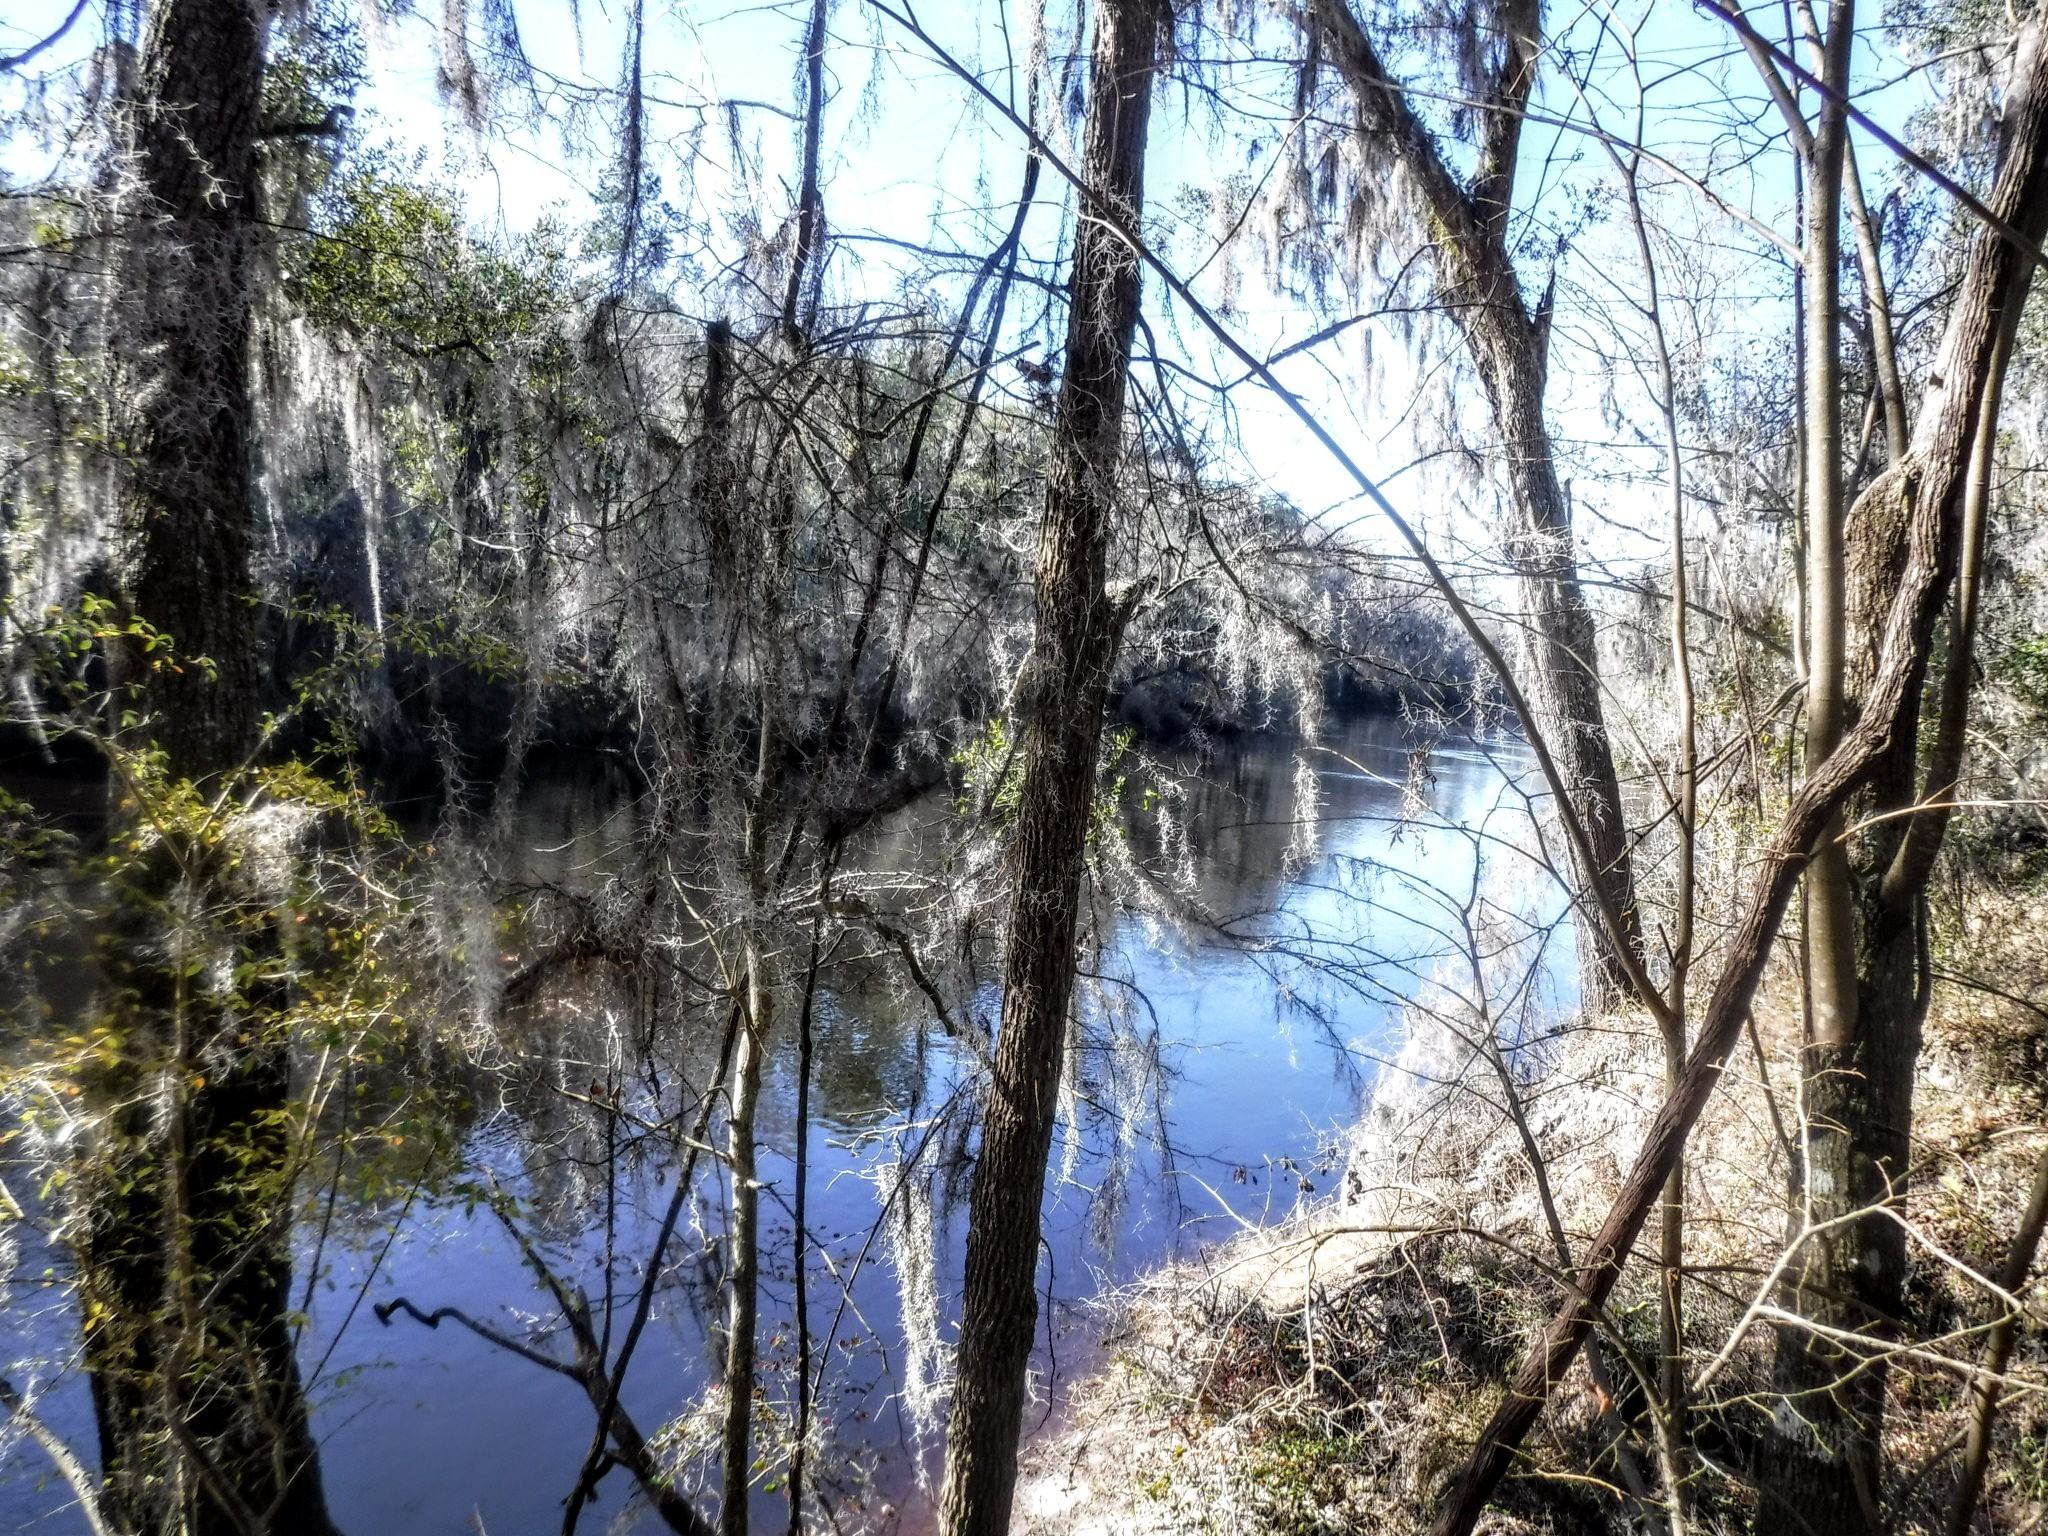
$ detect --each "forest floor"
[1014,880,2048,1536]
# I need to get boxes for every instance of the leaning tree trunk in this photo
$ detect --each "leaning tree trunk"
[1469,289,1646,1006]
[934,6,1166,1535]
[1307,0,1644,1007]
[80,3,339,1534]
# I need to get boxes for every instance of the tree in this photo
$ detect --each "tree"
[1759,4,2047,1521]
[1300,0,1647,1006]
[76,2,341,1531]
[935,4,1171,1533]
[1429,16,2048,1530]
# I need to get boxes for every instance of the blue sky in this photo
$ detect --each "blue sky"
[1,0,1962,578]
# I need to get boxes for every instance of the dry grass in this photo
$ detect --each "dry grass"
[1016,881,2048,1535]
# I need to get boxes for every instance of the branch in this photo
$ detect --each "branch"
[779,0,830,351]
[1302,0,1486,257]
[1699,0,2048,277]
[374,1297,584,1379]
[256,106,354,139]
[560,1003,742,1536]
[1431,15,2048,1528]
[1949,1140,2048,1536]
[1844,138,1910,463]
[0,1377,116,1536]
[822,895,986,1060]
[1471,0,1543,229]
[0,0,89,73]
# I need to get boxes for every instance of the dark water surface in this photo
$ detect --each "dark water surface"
[1,716,1569,1535]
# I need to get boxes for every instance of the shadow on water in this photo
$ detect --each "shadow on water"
[0,714,1571,1535]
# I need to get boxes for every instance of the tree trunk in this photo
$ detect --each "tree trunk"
[115,0,267,772]
[1767,5,1871,1527]
[1948,1140,2048,1536]
[719,974,765,1536]
[85,897,337,1536]
[721,465,790,1536]
[81,3,340,1534]
[1622,137,1697,1517]
[1306,0,1644,1006]
[1767,16,2048,1533]
[934,7,1165,1535]
[1480,308,1645,1007]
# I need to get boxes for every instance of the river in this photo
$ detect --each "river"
[0,714,1572,1534]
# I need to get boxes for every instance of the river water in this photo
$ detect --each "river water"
[0,714,1571,1535]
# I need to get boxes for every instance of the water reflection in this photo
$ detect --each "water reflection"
[0,714,1568,1535]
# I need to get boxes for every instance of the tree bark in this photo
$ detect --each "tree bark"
[1429,18,2048,1530]
[114,0,267,774]
[1305,0,1645,1006]
[719,973,766,1536]
[1766,5,1873,1527]
[1843,138,1909,467]
[81,3,340,1533]
[1767,17,2047,1532]
[721,448,792,1536]
[1795,0,1858,1073]
[1627,143,1696,1523]
[934,7,1165,1535]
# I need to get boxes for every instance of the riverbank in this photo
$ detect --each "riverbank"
[1015,886,2048,1536]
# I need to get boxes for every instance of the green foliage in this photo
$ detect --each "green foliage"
[1094,725,1140,849]
[1995,628,2048,725]
[954,716,1024,823]
[952,718,1140,848]
[36,593,215,695]
[1244,1427,1354,1535]
[0,629,456,1220]
[261,3,366,142]
[2007,1430,2048,1511]
[0,335,100,418]
[283,597,529,724]
[284,163,564,361]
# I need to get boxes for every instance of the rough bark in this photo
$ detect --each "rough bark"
[934,7,1165,1534]
[1306,0,1645,1005]
[115,0,267,774]
[1430,18,2048,1531]
[84,900,336,1536]
[77,4,340,1533]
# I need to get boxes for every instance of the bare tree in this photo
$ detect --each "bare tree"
[1707,4,2048,1521]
